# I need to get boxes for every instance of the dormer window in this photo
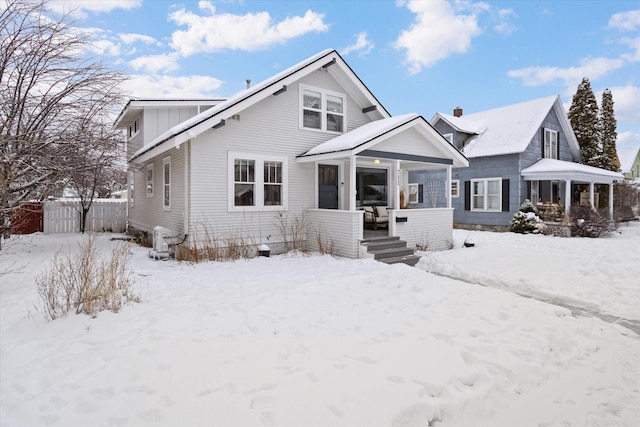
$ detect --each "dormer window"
[300,85,345,133]
[543,128,558,159]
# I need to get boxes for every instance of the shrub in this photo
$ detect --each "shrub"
[36,235,139,320]
[510,199,547,234]
[570,205,613,238]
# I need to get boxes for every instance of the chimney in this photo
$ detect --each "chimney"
[453,106,463,117]
[246,79,251,89]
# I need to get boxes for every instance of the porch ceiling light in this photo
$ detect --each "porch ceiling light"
[374,158,380,164]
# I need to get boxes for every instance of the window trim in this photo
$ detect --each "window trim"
[228,152,288,212]
[471,177,502,212]
[299,84,346,134]
[451,179,460,198]
[128,118,140,139]
[146,163,154,197]
[162,157,171,211]
[544,128,559,159]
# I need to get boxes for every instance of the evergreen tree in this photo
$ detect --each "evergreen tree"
[568,78,600,167]
[599,89,620,171]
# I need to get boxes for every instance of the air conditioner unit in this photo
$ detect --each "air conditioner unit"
[152,226,171,253]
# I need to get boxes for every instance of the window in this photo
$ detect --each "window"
[229,152,287,211]
[530,180,540,205]
[128,118,140,139]
[300,85,345,133]
[356,168,387,207]
[408,183,419,204]
[129,172,135,207]
[451,180,459,198]
[163,157,170,210]
[146,164,154,197]
[471,178,502,211]
[544,128,558,159]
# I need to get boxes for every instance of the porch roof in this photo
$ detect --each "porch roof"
[521,158,624,184]
[297,114,469,168]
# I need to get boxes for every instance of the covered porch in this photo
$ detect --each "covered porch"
[521,158,624,220]
[297,114,469,259]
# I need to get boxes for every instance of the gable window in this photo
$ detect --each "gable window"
[163,157,171,210]
[544,128,558,159]
[146,163,154,197]
[128,118,140,139]
[229,152,287,211]
[451,180,459,198]
[300,85,345,133]
[471,178,501,211]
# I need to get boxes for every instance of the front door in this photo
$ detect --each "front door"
[318,164,339,209]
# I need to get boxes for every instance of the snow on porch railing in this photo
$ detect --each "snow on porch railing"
[44,199,126,234]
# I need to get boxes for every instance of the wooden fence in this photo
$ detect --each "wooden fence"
[44,199,127,234]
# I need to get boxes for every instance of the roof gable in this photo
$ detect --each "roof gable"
[618,146,640,173]
[129,49,390,162]
[431,96,580,159]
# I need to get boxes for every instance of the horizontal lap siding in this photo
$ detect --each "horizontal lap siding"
[128,146,185,236]
[304,209,361,258]
[375,128,447,158]
[390,208,453,251]
[189,70,374,251]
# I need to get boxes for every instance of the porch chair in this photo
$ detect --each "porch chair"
[363,206,389,230]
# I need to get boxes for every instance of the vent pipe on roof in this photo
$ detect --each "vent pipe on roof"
[454,106,463,117]
[246,79,251,89]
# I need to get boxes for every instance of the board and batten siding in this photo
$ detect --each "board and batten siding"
[128,145,186,236]
[188,69,377,250]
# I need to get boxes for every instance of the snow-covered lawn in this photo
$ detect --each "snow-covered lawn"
[1,224,639,427]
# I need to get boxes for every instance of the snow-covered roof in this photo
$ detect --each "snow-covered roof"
[297,114,469,168]
[617,146,640,173]
[129,49,390,162]
[521,158,624,184]
[432,96,580,159]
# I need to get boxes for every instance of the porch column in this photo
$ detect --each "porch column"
[446,165,452,208]
[564,179,571,217]
[394,160,401,209]
[609,183,614,218]
[349,156,356,211]
[589,182,595,208]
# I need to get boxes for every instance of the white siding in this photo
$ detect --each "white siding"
[389,208,453,251]
[305,209,362,258]
[128,146,186,236]
[374,127,448,159]
[143,107,199,142]
[188,69,377,250]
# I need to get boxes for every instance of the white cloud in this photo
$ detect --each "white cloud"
[507,57,625,86]
[341,32,374,56]
[119,33,162,47]
[123,74,224,98]
[48,0,142,18]
[616,131,640,149]
[168,3,328,56]
[129,53,180,73]
[621,36,640,62]
[394,0,482,74]
[605,85,640,124]
[88,38,121,56]
[608,10,640,31]
[493,8,517,35]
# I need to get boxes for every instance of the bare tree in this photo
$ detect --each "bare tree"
[0,0,126,245]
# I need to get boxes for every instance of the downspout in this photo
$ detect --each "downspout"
[184,140,190,238]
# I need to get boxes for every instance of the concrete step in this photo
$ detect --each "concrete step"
[368,247,415,260]
[380,254,422,267]
[362,239,408,251]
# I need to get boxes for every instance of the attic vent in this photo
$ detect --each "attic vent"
[229,114,240,121]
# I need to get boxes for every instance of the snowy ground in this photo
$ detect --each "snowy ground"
[1,224,639,427]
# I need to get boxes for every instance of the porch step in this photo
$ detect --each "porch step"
[360,236,421,267]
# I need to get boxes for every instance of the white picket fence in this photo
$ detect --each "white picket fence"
[44,199,127,234]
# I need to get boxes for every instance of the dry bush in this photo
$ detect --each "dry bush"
[316,228,336,256]
[275,211,307,253]
[36,235,138,320]
[178,221,256,262]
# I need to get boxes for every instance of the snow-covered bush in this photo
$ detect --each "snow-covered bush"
[36,235,139,320]
[510,199,547,234]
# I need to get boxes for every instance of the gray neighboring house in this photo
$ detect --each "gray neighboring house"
[114,49,468,258]
[410,95,624,229]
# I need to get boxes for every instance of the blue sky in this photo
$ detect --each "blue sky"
[50,0,640,148]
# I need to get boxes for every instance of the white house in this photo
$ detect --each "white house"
[115,49,468,260]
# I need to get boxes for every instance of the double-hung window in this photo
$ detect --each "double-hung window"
[544,128,558,159]
[146,164,154,197]
[471,178,502,211]
[300,85,345,133]
[451,180,459,198]
[229,152,287,211]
